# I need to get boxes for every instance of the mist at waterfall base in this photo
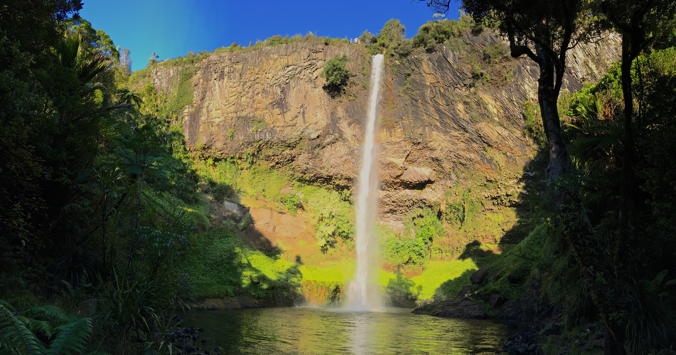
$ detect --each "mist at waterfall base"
[345,54,385,312]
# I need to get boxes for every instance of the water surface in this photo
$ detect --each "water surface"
[186,307,505,354]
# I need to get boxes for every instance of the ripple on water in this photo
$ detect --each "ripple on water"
[186,307,506,354]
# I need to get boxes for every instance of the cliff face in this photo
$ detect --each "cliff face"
[137,30,619,228]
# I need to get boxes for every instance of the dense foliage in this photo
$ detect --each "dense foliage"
[321,55,350,97]
[1,1,674,353]
[0,2,216,352]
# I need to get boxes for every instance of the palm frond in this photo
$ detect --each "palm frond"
[56,35,80,69]
[76,52,108,84]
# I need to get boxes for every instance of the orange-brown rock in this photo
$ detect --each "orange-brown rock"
[135,31,619,225]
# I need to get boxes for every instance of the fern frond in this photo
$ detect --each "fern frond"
[0,300,15,312]
[46,317,92,355]
[24,306,73,326]
[18,317,54,339]
[0,304,46,355]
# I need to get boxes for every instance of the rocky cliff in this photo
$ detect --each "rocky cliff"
[133,30,619,229]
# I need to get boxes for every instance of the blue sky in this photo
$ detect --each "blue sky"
[81,0,460,71]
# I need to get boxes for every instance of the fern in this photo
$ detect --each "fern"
[0,304,46,355]
[18,317,54,339]
[46,317,92,355]
[1,302,94,355]
[24,306,73,326]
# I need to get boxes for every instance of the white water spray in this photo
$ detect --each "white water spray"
[345,54,385,311]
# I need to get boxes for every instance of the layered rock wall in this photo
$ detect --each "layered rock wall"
[138,31,620,227]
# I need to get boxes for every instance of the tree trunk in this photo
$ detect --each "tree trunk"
[536,47,570,180]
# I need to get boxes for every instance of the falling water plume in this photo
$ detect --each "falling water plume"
[345,54,385,312]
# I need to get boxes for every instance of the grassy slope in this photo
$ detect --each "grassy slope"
[189,158,504,303]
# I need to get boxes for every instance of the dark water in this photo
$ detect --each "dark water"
[186,307,505,354]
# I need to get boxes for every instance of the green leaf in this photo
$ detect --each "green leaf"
[46,317,92,355]
[0,304,46,355]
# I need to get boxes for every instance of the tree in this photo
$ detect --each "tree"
[66,17,119,60]
[321,56,350,97]
[357,30,375,44]
[429,0,597,180]
[374,19,407,55]
[0,0,83,269]
[379,19,406,46]
[594,0,675,213]
[587,3,675,353]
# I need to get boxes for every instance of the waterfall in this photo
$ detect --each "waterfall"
[345,54,384,311]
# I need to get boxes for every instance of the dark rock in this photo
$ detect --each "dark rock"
[488,293,505,307]
[470,268,489,284]
[412,297,489,319]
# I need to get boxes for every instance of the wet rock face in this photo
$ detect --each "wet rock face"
[142,31,619,225]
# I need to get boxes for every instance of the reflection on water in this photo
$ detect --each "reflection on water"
[186,307,505,354]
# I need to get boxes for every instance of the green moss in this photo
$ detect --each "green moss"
[165,66,196,118]
[250,118,267,132]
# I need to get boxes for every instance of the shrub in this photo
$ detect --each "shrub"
[412,17,475,52]
[321,56,350,97]
[316,210,352,253]
[385,272,419,306]
[385,208,445,265]
[482,43,508,63]
[281,193,302,214]
[444,189,482,229]
[366,19,409,57]
[209,180,235,203]
[357,30,375,45]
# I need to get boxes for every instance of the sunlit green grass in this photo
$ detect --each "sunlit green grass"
[411,259,478,300]
[241,250,296,281]
[299,260,355,283]
[190,159,494,302]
